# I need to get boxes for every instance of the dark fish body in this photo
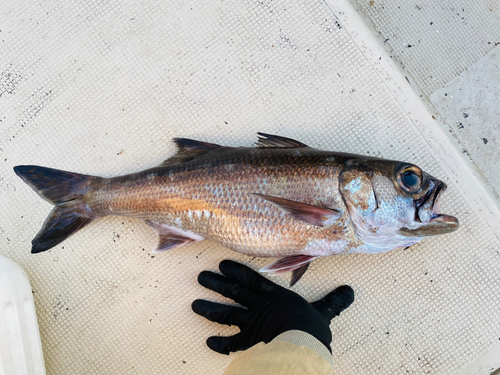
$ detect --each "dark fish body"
[14,133,459,285]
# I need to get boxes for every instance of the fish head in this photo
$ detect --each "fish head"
[339,159,459,250]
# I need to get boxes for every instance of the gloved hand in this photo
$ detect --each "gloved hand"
[192,260,354,355]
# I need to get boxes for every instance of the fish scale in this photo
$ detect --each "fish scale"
[88,147,352,257]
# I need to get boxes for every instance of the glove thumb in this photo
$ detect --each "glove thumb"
[311,285,355,321]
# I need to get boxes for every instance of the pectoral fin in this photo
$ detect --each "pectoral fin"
[145,221,204,253]
[253,194,342,227]
[260,255,317,286]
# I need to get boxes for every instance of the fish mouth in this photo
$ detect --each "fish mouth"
[400,180,459,237]
[428,214,459,225]
[416,180,446,222]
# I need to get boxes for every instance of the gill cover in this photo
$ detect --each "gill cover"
[340,160,459,252]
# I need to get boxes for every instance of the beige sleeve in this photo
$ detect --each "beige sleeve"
[221,330,334,375]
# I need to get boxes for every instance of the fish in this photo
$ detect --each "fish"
[14,133,459,286]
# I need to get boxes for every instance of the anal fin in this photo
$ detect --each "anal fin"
[146,221,204,253]
[260,255,317,286]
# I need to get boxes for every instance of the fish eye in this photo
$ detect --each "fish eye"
[396,165,424,194]
[403,171,420,188]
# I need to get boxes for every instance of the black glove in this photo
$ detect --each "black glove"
[192,260,354,355]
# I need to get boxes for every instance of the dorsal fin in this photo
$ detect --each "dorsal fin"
[174,138,221,153]
[256,132,309,148]
[160,138,222,167]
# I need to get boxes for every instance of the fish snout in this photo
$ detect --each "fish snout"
[401,179,459,237]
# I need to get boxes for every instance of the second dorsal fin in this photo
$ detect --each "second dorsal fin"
[160,138,222,167]
[256,132,309,148]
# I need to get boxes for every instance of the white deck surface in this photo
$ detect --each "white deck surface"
[1,0,500,374]
[351,0,500,216]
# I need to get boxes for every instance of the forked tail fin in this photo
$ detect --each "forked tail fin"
[13,165,100,253]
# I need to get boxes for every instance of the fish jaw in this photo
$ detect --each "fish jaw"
[414,178,445,223]
[401,179,459,237]
[398,215,459,237]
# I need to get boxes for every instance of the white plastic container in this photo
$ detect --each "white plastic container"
[0,255,46,375]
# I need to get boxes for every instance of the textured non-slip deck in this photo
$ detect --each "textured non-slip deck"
[1,0,499,373]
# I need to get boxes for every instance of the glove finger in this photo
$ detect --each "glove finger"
[219,260,281,294]
[206,335,238,355]
[192,299,249,327]
[311,285,355,321]
[198,271,259,307]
